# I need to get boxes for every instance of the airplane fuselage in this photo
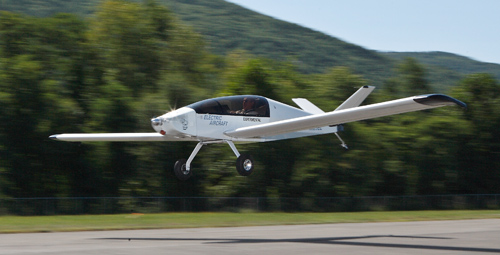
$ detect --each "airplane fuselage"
[151,95,339,143]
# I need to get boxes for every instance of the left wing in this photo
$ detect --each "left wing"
[225,94,466,139]
[49,133,196,142]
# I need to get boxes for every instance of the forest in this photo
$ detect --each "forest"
[3,0,500,89]
[1,0,500,204]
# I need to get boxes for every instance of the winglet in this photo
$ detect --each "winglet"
[413,94,467,109]
[335,86,375,111]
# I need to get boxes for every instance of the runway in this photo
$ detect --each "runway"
[1,219,500,254]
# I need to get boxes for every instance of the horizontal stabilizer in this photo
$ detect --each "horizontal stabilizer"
[292,98,325,114]
[225,94,466,139]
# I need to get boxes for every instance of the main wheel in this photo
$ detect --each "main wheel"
[236,154,254,176]
[174,159,192,181]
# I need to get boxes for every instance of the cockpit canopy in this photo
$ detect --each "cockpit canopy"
[187,95,270,117]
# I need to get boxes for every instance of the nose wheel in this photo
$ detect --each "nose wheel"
[173,141,254,181]
[174,159,192,181]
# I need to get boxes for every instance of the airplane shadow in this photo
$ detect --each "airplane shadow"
[99,235,500,253]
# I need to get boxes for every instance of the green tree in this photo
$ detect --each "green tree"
[313,66,369,110]
[222,57,279,99]
[88,0,173,96]
[397,57,430,96]
[451,73,500,193]
[0,12,92,201]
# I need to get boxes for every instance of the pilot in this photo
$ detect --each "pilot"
[234,97,258,115]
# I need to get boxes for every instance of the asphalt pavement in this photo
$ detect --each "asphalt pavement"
[1,219,500,255]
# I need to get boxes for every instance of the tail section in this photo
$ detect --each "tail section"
[293,86,375,114]
[293,86,374,149]
[335,86,375,111]
[292,98,325,114]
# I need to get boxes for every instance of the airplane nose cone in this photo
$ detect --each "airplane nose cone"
[151,117,163,127]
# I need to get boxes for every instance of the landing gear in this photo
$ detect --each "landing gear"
[173,140,254,181]
[174,159,191,181]
[236,154,254,176]
[334,128,349,150]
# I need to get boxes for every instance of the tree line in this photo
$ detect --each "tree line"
[1,0,499,202]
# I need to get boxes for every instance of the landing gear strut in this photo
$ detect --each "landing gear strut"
[335,133,349,150]
[173,140,254,181]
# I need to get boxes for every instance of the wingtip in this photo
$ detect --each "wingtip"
[414,94,467,109]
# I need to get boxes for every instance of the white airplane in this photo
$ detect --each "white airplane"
[50,86,466,180]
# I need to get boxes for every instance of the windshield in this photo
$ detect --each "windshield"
[187,95,270,117]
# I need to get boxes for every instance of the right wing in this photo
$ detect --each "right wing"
[225,94,466,139]
[49,133,196,142]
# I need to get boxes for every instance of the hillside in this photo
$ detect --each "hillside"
[2,0,500,90]
[0,0,99,17]
[158,0,394,77]
[383,51,500,81]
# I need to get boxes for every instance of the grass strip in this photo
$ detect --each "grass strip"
[0,210,499,233]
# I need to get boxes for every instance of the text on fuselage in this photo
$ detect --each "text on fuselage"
[203,115,228,126]
[243,117,261,122]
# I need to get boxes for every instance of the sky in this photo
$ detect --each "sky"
[225,0,500,64]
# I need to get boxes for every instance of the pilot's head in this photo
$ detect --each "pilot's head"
[242,97,255,110]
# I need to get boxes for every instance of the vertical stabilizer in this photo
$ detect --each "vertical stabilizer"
[335,86,375,111]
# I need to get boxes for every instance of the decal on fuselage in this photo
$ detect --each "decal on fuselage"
[203,115,228,126]
[181,118,188,130]
[243,117,261,122]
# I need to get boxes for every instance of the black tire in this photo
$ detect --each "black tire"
[174,159,192,181]
[236,154,254,176]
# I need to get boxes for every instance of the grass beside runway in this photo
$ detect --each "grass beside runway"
[1,210,499,233]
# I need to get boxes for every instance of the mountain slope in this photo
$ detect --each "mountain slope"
[158,0,396,84]
[0,0,395,86]
[0,0,99,17]
[383,51,500,80]
[1,0,499,90]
